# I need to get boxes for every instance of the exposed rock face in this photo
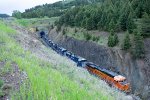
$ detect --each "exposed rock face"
[48,30,150,99]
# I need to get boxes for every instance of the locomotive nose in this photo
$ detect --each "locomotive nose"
[124,83,131,92]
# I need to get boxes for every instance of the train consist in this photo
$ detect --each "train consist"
[40,31,130,92]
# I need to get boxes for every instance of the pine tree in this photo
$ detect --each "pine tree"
[109,19,116,31]
[62,28,66,35]
[126,13,136,34]
[86,17,95,30]
[114,33,119,45]
[56,25,61,32]
[132,32,145,58]
[122,31,131,50]
[138,12,150,37]
[108,29,119,47]
[108,33,114,47]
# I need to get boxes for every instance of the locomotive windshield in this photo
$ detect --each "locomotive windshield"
[114,75,126,82]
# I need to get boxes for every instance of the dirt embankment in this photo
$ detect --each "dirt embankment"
[48,28,150,100]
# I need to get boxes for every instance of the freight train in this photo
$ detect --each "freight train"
[39,31,130,92]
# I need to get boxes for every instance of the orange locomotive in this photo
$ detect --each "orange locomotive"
[85,62,130,92]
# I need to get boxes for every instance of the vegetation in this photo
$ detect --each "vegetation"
[108,30,119,47]
[122,31,131,50]
[17,0,104,18]
[137,12,150,37]
[62,28,66,35]
[12,10,22,19]
[132,32,145,58]
[56,24,61,32]
[0,19,126,100]
[0,80,4,88]
[57,0,149,32]
[16,17,59,27]
[84,32,92,41]
[0,14,10,18]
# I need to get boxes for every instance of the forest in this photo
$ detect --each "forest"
[12,0,150,58]
[18,0,103,18]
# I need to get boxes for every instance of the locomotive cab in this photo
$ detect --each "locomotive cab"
[114,75,130,92]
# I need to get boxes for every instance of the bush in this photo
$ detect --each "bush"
[132,32,145,58]
[51,25,54,29]
[122,31,131,50]
[114,33,119,45]
[0,90,4,97]
[84,32,92,40]
[74,28,77,33]
[62,28,66,35]
[35,27,39,32]
[0,80,4,88]
[108,30,119,47]
[108,33,114,47]
[92,36,100,42]
[56,25,61,32]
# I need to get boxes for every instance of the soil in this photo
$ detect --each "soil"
[0,61,27,100]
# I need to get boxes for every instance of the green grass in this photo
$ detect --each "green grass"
[16,17,59,27]
[0,61,12,76]
[0,80,4,88]
[65,27,108,45]
[0,20,115,99]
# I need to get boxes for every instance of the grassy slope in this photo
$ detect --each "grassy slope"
[16,17,59,27]
[0,19,128,100]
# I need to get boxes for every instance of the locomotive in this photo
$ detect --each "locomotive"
[39,31,130,92]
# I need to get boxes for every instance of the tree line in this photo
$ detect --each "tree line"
[56,0,149,58]
[12,0,104,18]
[57,0,149,33]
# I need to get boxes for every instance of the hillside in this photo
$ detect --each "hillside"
[15,17,149,99]
[8,0,150,99]
[0,14,10,18]
[0,18,135,99]
[13,0,104,18]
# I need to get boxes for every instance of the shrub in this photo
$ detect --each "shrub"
[108,33,114,47]
[51,25,54,29]
[132,32,145,58]
[0,80,4,88]
[108,30,119,47]
[84,32,92,40]
[62,28,66,35]
[56,25,61,32]
[122,31,131,50]
[74,28,77,33]
[92,36,100,42]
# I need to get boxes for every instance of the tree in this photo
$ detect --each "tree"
[126,13,136,33]
[132,32,145,58]
[108,30,119,47]
[138,12,150,37]
[122,31,131,50]
[62,28,66,35]
[84,32,92,41]
[86,17,95,30]
[51,24,54,29]
[108,32,114,47]
[109,19,116,31]
[114,33,119,45]
[56,25,61,32]
[12,10,22,19]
